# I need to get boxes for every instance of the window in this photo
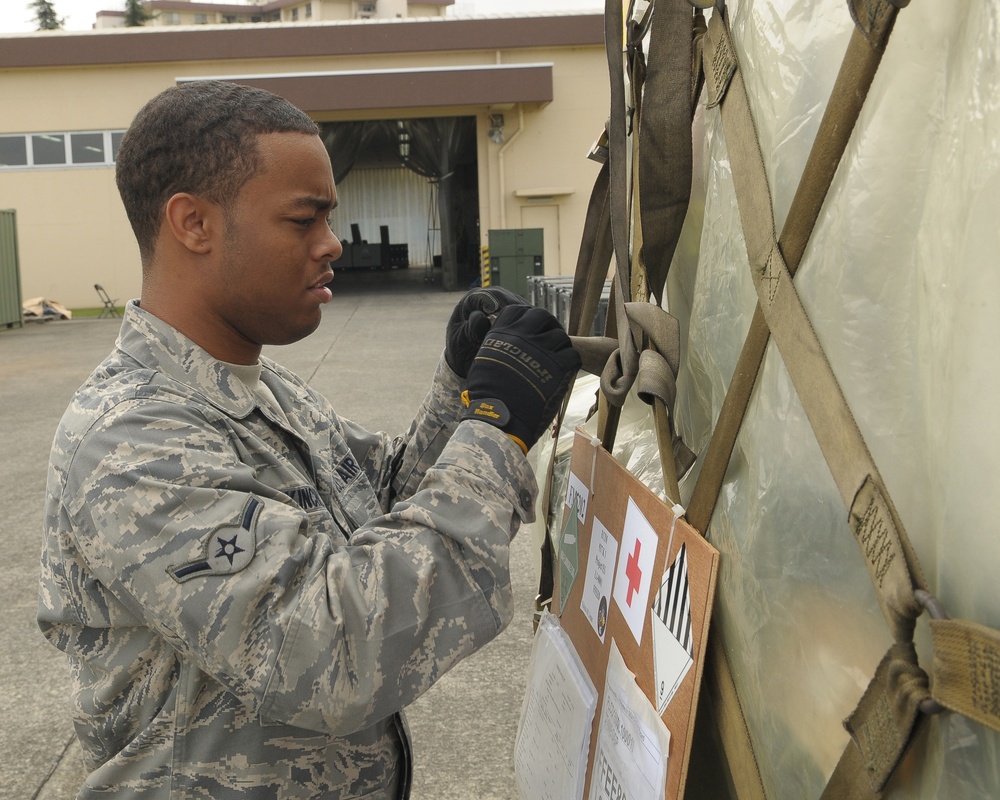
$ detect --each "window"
[291,7,299,20]
[0,130,127,170]
[194,13,208,24]
[223,15,238,23]
[305,3,312,18]
[0,136,28,167]
[164,12,181,25]
[32,133,66,165]
[71,132,105,164]
[111,131,126,161]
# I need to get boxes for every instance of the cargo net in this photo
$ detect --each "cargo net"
[531,1,1000,799]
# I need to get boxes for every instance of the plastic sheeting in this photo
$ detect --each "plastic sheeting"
[664,1,1000,797]
[542,1,1000,798]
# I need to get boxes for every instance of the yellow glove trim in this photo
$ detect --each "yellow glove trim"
[507,434,529,455]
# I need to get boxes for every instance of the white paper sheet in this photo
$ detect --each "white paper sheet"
[588,641,671,800]
[581,516,619,643]
[612,498,659,646]
[651,543,694,714]
[566,470,590,524]
[515,611,599,800]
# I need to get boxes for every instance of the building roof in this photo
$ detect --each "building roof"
[182,62,556,112]
[0,13,603,69]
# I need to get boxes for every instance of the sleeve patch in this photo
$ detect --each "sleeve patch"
[167,496,261,583]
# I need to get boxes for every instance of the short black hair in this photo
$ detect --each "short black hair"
[115,80,320,262]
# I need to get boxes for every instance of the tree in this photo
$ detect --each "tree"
[30,0,63,30]
[124,0,152,27]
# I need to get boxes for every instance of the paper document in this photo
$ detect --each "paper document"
[588,641,670,800]
[515,611,599,800]
[580,516,618,643]
[651,543,694,714]
[612,499,659,646]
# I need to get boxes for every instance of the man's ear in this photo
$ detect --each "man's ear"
[163,193,223,254]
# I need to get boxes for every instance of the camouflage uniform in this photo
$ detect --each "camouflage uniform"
[38,301,536,799]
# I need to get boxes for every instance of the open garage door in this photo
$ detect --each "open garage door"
[320,117,479,290]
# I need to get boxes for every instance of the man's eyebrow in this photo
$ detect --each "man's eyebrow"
[288,196,337,213]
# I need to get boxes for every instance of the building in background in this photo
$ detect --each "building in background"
[95,0,452,28]
[0,11,606,305]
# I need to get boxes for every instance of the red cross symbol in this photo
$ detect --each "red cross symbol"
[625,539,642,607]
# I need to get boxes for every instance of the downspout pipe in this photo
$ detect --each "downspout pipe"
[498,104,524,229]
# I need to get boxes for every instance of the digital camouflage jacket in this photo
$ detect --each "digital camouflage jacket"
[38,301,536,799]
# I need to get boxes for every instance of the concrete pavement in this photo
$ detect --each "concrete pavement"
[0,267,539,799]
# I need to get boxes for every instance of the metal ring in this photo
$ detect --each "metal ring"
[915,589,949,621]
[914,589,949,715]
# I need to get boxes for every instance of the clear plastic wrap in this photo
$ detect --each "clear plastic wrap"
[547,1,1000,798]
[663,1,1000,797]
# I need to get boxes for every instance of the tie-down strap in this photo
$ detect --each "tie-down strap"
[698,3,1000,798]
[703,0,927,645]
[570,299,696,481]
[572,301,679,406]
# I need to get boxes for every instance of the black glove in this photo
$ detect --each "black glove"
[445,287,528,378]
[462,305,581,453]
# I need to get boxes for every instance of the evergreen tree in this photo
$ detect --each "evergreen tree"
[30,0,63,30]
[124,0,152,27]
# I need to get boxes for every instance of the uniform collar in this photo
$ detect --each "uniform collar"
[116,300,258,418]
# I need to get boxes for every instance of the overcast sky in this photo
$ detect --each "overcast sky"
[0,0,602,33]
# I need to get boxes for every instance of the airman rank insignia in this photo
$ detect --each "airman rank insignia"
[168,496,261,582]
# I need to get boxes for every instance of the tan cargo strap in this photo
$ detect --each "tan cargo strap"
[821,642,929,800]
[703,0,927,638]
[701,5,930,797]
[703,632,768,800]
[637,0,700,306]
[596,0,700,458]
[930,618,1000,733]
[687,8,921,790]
[536,0,700,624]
[699,3,1000,798]
[686,0,905,536]
[568,158,613,339]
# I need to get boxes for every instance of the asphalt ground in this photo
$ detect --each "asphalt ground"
[0,266,539,799]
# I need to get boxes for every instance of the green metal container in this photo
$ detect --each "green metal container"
[0,210,23,329]
[486,228,544,300]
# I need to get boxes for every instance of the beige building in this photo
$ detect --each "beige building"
[95,0,452,28]
[0,9,606,307]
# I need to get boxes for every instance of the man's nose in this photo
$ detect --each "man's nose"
[319,227,343,263]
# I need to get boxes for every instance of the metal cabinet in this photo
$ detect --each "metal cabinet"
[486,228,544,299]
[0,210,22,329]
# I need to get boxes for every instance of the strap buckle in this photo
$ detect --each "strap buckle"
[914,589,949,716]
[588,127,610,165]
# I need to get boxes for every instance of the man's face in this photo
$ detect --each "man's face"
[209,132,342,358]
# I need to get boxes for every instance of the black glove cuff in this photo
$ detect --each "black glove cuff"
[462,395,511,428]
[460,392,530,454]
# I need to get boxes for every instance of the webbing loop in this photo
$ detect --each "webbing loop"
[914,589,949,716]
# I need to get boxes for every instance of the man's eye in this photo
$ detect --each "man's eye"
[294,218,315,226]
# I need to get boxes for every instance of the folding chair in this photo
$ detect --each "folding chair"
[94,284,120,319]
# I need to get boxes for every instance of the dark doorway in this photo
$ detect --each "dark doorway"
[319,117,479,291]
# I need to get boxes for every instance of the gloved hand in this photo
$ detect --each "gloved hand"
[462,304,581,454]
[445,287,528,378]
